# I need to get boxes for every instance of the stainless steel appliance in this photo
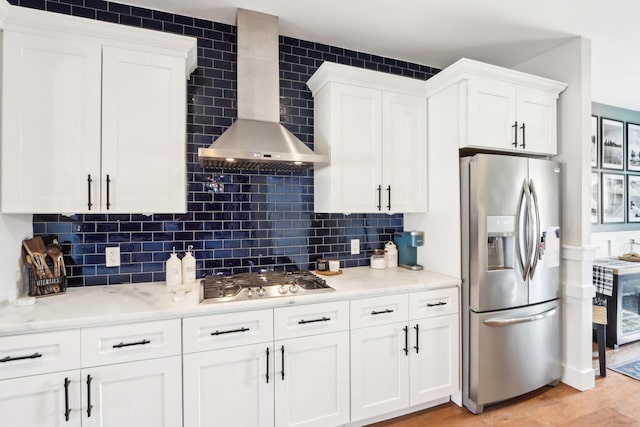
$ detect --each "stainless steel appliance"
[461,154,562,414]
[199,270,334,303]
[394,231,424,270]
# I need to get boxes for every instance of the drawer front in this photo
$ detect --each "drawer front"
[183,309,273,354]
[0,329,80,380]
[410,287,459,319]
[81,319,181,367]
[350,293,409,329]
[274,300,349,340]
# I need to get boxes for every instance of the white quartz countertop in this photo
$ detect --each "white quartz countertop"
[0,267,460,336]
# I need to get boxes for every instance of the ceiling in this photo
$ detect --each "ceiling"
[122,0,640,112]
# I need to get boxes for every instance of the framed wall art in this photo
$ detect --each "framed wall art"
[602,173,625,223]
[627,123,640,171]
[628,175,640,222]
[591,172,599,224]
[591,115,598,167]
[601,118,624,170]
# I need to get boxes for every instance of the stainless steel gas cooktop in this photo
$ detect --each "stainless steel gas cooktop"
[200,270,334,303]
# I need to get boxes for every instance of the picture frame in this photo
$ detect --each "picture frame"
[629,175,640,222]
[602,173,625,223]
[591,172,599,224]
[591,115,598,167]
[601,118,624,170]
[627,123,640,171]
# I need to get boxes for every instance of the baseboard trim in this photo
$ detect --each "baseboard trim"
[562,364,595,391]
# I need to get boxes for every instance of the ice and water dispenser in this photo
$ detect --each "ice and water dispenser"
[486,216,515,271]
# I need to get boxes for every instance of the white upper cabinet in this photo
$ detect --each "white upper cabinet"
[426,58,566,156]
[0,5,197,213]
[308,62,428,213]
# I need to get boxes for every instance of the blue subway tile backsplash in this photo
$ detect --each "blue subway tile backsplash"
[10,0,439,286]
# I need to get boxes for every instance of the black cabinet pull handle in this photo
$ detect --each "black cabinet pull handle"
[413,324,420,354]
[87,174,93,210]
[298,316,330,324]
[519,122,526,149]
[112,339,151,349]
[427,301,447,307]
[0,352,43,363]
[371,309,394,315]
[281,345,285,380]
[377,185,382,211]
[64,377,71,422]
[512,121,518,147]
[386,185,391,211]
[106,174,111,210]
[266,347,270,384]
[211,327,249,336]
[86,375,93,417]
[403,325,409,356]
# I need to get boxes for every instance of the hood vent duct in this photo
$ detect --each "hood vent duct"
[198,9,325,171]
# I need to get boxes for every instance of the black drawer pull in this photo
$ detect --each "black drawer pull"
[266,347,270,384]
[281,345,285,380]
[427,301,447,307]
[414,324,420,354]
[403,325,409,356]
[298,316,330,325]
[211,327,250,336]
[0,352,43,363]
[112,339,151,349]
[371,309,394,315]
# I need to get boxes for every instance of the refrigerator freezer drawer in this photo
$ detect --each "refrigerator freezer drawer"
[467,299,560,409]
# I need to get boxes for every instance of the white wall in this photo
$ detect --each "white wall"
[591,230,640,258]
[514,37,595,391]
[0,214,33,302]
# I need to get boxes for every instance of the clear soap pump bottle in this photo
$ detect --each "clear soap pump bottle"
[166,247,182,287]
[182,245,196,286]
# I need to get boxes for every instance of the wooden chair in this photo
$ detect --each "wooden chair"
[593,304,607,377]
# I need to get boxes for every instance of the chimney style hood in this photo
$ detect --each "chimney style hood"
[198,9,325,171]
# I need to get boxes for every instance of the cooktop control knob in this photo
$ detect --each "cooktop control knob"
[245,288,254,298]
[256,287,266,297]
[289,284,299,293]
[278,285,288,295]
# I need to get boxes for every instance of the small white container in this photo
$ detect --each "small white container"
[385,241,398,268]
[329,259,340,272]
[370,250,386,269]
[181,245,196,285]
[166,247,182,287]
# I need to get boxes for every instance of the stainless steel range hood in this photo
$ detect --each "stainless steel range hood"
[198,9,325,171]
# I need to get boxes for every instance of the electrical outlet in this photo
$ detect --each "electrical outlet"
[105,247,120,267]
[351,239,360,255]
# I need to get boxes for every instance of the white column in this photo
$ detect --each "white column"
[0,214,33,302]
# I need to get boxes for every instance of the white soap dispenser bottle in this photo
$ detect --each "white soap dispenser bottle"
[166,247,182,287]
[182,245,196,286]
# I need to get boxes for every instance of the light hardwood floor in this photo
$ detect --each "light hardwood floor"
[370,342,640,426]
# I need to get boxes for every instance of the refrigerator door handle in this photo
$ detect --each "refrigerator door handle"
[515,180,528,280]
[523,181,536,279]
[483,307,558,326]
[528,180,541,279]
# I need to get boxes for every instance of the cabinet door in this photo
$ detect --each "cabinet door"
[382,92,427,213]
[350,323,409,421]
[409,314,459,405]
[465,78,517,151]
[82,356,181,427]
[1,31,101,213]
[327,83,382,213]
[516,89,558,155]
[101,46,186,213]
[183,344,274,427]
[0,370,81,426]
[275,331,350,427]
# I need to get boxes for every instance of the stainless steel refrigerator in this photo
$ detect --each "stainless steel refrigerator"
[460,154,562,414]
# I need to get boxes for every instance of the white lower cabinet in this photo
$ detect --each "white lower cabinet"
[183,343,274,427]
[275,331,350,427]
[0,370,82,426]
[350,291,460,423]
[81,356,182,427]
